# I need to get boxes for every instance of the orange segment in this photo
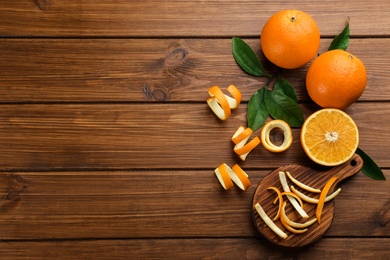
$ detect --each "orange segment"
[301,108,359,166]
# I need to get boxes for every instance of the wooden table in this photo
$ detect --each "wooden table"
[0,1,389,259]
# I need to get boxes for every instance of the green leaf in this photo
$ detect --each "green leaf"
[273,77,298,103]
[328,17,350,51]
[264,90,304,127]
[247,87,269,131]
[355,147,386,180]
[232,37,268,77]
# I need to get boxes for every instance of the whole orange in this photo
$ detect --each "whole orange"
[306,49,367,109]
[260,10,320,69]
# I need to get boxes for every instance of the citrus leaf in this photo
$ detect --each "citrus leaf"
[356,147,386,180]
[273,77,298,103]
[328,17,350,51]
[264,90,304,127]
[247,87,269,131]
[232,37,268,77]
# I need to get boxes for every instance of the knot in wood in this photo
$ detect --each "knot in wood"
[165,47,189,68]
[143,82,170,102]
[34,0,52,11]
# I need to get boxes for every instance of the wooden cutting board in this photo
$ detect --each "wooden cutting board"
[252,153,363,248]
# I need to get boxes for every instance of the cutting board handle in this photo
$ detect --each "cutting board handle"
[331,153,363,188]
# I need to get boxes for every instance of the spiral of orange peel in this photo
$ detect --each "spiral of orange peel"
[214,163,251,191]
[207,85,242,120]
[260,120,293,153]
[232,125,260,161]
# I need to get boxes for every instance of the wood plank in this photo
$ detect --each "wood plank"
[0,238,389,259]
[0,38,388,103]
[1,1,389,37]
[0,103,388,170]
[0,170,388,239]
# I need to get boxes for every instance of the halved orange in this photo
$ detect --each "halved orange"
[300,109,359,166]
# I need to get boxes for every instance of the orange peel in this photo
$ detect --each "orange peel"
[231,126,253,144]
[255,202,288,239]
[267,186,283,221]
[281,191,304,208]
[286,171,321,193]
[231,164,251,191]
[279,171,309,218]
[316,176,338,223]
[280,215,308,234]
[214,163,234,190]
[291,185,341,204]
[260,120,293,153]
[207,85,241,120]
[232,125,260,161]
[214,163,251,191]
[280,201,317,229]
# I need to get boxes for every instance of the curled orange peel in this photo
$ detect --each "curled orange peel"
[207,85,241,120]
[286,171,321,193]
[214,163,251,191]
[316,176,338,223]
[267,186,283,221]
[260,120,293,153]
[291,185,341,204]
[255,202,288,239]
[231,164,251,191]
[279,171,309,218]
[214,163,234,190]
[232,126,260,161]
[231,126,253,144]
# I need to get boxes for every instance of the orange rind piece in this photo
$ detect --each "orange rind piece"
[207,85,242,120]
[255,202,288,239]
[267,186,283,221]
[279,171,308,218]
[232,125,260,161]
[214,164,234,190]
[260,120,293,153]
[214,163,251,191]
[231,125,253,144]
[234,136,260,161]
[316,176,338,223]
[291,185,341,204]
[231,164,251,191]
[286,171,321,193]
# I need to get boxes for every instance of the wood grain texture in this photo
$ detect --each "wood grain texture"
[0,38,389,102]
[0,170,388,240]
[0,238,389,259]
[0,0,389,37]
[1,1,389,258]
[0,103,388,170]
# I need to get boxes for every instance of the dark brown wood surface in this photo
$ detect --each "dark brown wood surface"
[0,1,389,259]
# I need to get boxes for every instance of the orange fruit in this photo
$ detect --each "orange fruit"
[306,49,367,109]
[260,10,320,69]
[300,108,359,166]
